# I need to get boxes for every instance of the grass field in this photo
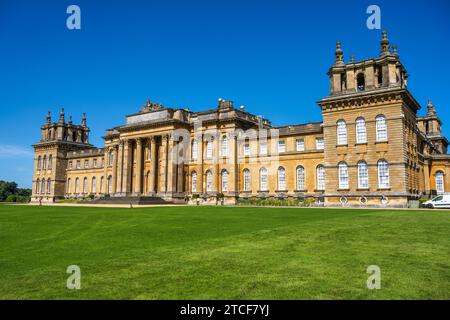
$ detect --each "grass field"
[0,204,449,300]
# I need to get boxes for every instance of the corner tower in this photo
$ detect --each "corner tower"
[317,31,422,207]
[32,109,94,202]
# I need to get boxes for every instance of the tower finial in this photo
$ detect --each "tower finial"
[350,55,355,63]
[427,99,436,116]
[59,107,65,124]
[334,40,344,66]
[380,30,391,56]
[46,111,51,124]
[81,112,87,127]
[392,45,399,57]
[68,115,73,125]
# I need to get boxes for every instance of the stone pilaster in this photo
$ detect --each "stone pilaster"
[122,139,132,195]
[111,144,118,194]
[148,136,157,194]
[213,136,219,193]
[160,135,168,193]
[135,138,143,194]
[116,141,124,194]
[196,135,204,193]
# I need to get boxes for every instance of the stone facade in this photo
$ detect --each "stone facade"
[31,32,450,207]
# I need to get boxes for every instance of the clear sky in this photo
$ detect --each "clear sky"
[1,0,450,188]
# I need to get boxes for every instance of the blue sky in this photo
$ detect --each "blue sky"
[1,0,450,188]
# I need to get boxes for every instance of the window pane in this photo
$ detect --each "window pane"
[358,161,369,189]
[337,120,347,145]
[378,160,390,188]
[376,116,388,142]
[338,162,349,189]
[356,118,367,144]
[296,166,305,190]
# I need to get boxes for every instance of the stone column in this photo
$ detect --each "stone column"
[160,135,168,193]
[135,138,143,194]
[148,136,157,194]
[230,134,238,195]
[177,141,185,193]
[116,141,124,194]
[167,135,176,194]
[111,145,118,194]
[196,135,204,193]
[122,139,132,195]
[213,135,220,193]
[103,146,109,194]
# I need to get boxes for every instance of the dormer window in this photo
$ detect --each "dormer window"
[357,73,365,91]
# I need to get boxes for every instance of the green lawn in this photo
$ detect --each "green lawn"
[0,205,449,299]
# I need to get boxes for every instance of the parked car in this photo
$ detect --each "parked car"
[423,194,450,209]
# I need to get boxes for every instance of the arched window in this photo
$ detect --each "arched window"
[67,178,71,193]
[100,176,104,193]
[191,140,198,161]
[205,170,212,192]
[92,177,97,194]
[436,171,445,194]
[355,117,367,144]
[357,161,369,189]
[41,179,46,194]
[259,167,268,191]
[377,160,390,189]
[376,115,388,142]
[109,150,114,166]
[36,179,40,193]
[316,165,325,191]
[357,73,365,91]
[278,167,286,191]
[338,162,349,189]
[221,136,229,157]
[221,170,228,192]
[337,120,347,145]
[107,175,112,194]
[47,178,51,194]
[37,156,41,169]
[48,155,53,170]
[83,177,88,193]
[42,156,47,170]
[75,178,80,193]
[243,169,251,191]
[206,141,213,159]
[296,166,305,190]
[191,171,197,192]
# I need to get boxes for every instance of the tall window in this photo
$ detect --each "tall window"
[43,156,47,170]
[316,165,325,190]
[192,139,198,161]
[36,179,40,193]
[41,180,46,194]
[243,169,251,191]
[316,137,324,150]
[47,178,51,194]
[76,160,81,169]
[109,150,114,165]
[278,140,286,153]
[68,161,73,169]
[296,139,305,152]
[206,170,212,192]
[206,141,213,159]
[93,159,98,168]
[67,178,71,193]
[355,118,367,144]
[83,177,88,193]
[436,171,445,194]
[278,167,286,191]
[338,162,349,189]
[296,166,305,190]
[244,143,250,157]
[221,170,228,192]
[260,142,268,156]
[337,120,347,145]
[357,161,369,189]
[37,156,42,169]
[75,178,80,193]
[107,176,112,194]
[221,136,229,157]
[84,160,89,168]
[357,73,365,91]
[48,155,53,169]
[376,115,388,142]
[377,160,390,189]
[260,167,268,191]
[191,172,197,192]
[92,177,97,193]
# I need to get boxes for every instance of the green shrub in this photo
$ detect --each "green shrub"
[88,193,95,200]
[419,198,429,208]
[5,195,17,202]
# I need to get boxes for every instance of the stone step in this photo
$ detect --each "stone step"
[92,196,173,205]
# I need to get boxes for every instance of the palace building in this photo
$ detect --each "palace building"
[32,32,450,207]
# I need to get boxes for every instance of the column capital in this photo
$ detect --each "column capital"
[136,138,143,145]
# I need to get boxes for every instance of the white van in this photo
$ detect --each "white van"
[423,194,450,209]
